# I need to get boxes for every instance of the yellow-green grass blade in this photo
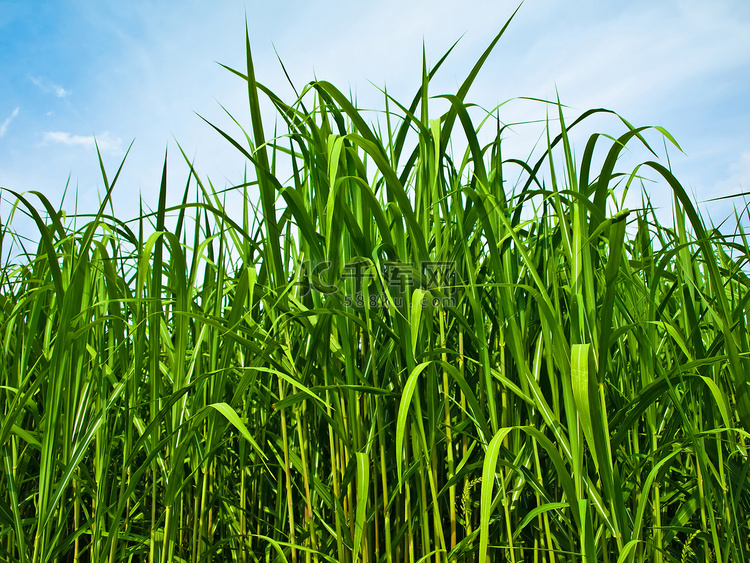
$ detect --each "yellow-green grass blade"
[352,451,370,562]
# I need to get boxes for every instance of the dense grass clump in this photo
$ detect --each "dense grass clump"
[2,15,750,563]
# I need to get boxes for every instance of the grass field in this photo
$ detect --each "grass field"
[1,13,749,563]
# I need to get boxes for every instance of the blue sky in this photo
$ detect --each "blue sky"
[1,0,749,238]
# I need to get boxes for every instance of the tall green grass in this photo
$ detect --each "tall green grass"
[2,12,750,563]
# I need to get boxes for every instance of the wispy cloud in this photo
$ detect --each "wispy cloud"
[29,75,71,98]
[712,151,750,196]
[0,107,20,137]
[43,131,122,153]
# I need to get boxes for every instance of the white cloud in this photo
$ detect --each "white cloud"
[711,151,750,197]
[53,85,70,98]
[0,107,19,137]
[685,150,750,228]
[29,75,71,98]
[43,131,122,153]
[28,75,43,89]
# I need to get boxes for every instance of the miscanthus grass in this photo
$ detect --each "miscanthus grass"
[2,13,750,563]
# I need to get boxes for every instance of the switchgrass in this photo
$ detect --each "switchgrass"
[2,13,750,563]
